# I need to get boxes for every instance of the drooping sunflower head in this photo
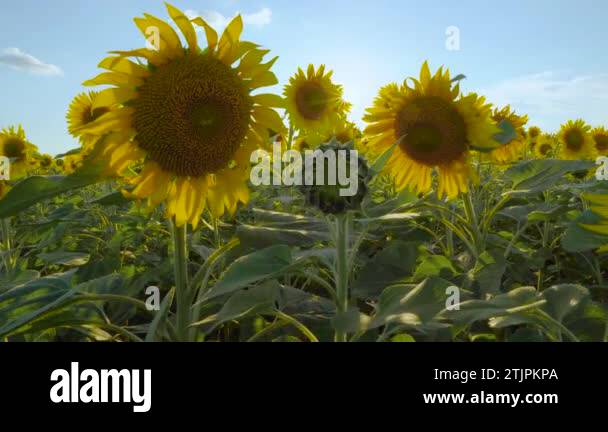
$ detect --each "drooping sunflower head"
[362,61,499,198]
[488,105,528,164]
[284,64,351,134]
[0,125,38,179]
[300,142,369,215]
[558,119,595,160]
[71,3,286,227]
[535,133,556,158]
[591,127,608,156]
[67,91,115,151]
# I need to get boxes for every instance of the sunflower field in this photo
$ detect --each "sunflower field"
[1,3,608,343]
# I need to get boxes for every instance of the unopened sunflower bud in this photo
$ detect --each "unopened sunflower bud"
[300,142,369,215]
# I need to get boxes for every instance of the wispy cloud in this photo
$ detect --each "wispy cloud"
[481,71,608,130]
[0,47,63,76]
[185,7,272,31]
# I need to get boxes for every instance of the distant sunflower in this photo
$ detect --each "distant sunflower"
[293,121,360,151]
[534,134,556,158]
[488,105,528,164]
[284,65,350,134]
[526,126,541,151]
[528,126,541,141]
[62,153,85,174]
[39,154,54,170]
[67,91,115,151]
[558,120,594,160]
[0,125,38,179]
[72,3,285,227]
[363,62,499,198]
[29,153,55,173]
[591,127,608,156]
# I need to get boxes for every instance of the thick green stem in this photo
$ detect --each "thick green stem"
[537,220,550,291]
[1,218,13,273]
[334,213,350,342]
[446,208,455,258]
[462,192,481,258]
[171,220,190,342]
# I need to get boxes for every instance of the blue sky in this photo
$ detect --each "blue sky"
[1,0,607,155]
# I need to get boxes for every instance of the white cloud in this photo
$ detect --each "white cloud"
[481,71,608,131]
[185,7,272,31]
[0,47,63,76]
[243,8,272,27]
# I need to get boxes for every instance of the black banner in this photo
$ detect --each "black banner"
[1,343,604,417]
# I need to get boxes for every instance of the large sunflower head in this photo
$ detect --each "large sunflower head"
[591,127,608,156]
[67,91,115,151]
[362,61,499,198]
[488,105,528,164]
[0,125,38,180]
[284,64,350,134]
[71,3,286,228]
[533,134,556,158]
[558,119,595,160]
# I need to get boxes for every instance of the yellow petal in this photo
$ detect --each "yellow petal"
[307,64,315,79]
[108,141,143,173]
[236,41,260,59]
[83,72,143,88]
[148,169,172,207]
[316,64,326,79]
[166,3,198,52]
[248,71,278,89]
[170,177,189,227]
[131,167,158,198]
[98,56,148,77]
[218,15,243,63]
[187,176,208,229]
[238,49,269,74]
[242,56,278,80]
[191,17,218,49]
[92,88,137,110]
[110,48,167,66]
[252,93,284,108]
[252,107,286,135]
[141,14,183,54]
[207,182,226,218]
[420,61,431,87]
[74,108,134,136]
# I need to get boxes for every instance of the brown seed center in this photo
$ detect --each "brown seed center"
[133,54,252,177]
[395,97,467,166]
